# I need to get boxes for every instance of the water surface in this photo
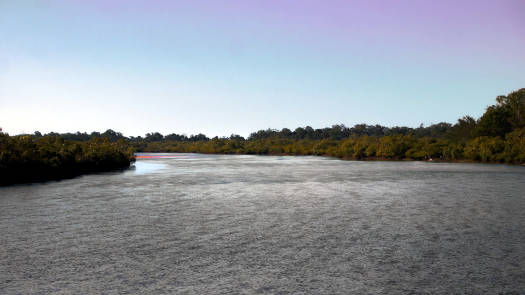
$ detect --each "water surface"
[1,154,525,294]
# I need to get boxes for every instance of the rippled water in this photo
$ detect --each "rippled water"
[1,154,525,294]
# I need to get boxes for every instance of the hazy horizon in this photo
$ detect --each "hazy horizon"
[1,0,524,137]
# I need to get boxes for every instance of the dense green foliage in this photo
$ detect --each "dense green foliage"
[0,134,135,185]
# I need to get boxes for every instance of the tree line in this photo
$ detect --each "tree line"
[1,88,524,185]
[25,89,524,144]
[135,88,525,164]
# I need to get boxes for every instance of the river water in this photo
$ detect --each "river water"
[1,154,525,294]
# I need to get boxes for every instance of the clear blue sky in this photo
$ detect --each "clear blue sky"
[1,0,524,137]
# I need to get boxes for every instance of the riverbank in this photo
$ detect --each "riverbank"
[134,129,525,166]
[0,135,135,186]
[1,164,133,186]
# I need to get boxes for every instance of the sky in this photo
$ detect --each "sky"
[1,0,524,137]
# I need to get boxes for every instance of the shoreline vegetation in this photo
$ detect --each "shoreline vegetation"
[0,136,135,186]
[1,88,524,185]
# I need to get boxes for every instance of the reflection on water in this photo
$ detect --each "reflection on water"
[1,154,525,294]
[132,161,167,175]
